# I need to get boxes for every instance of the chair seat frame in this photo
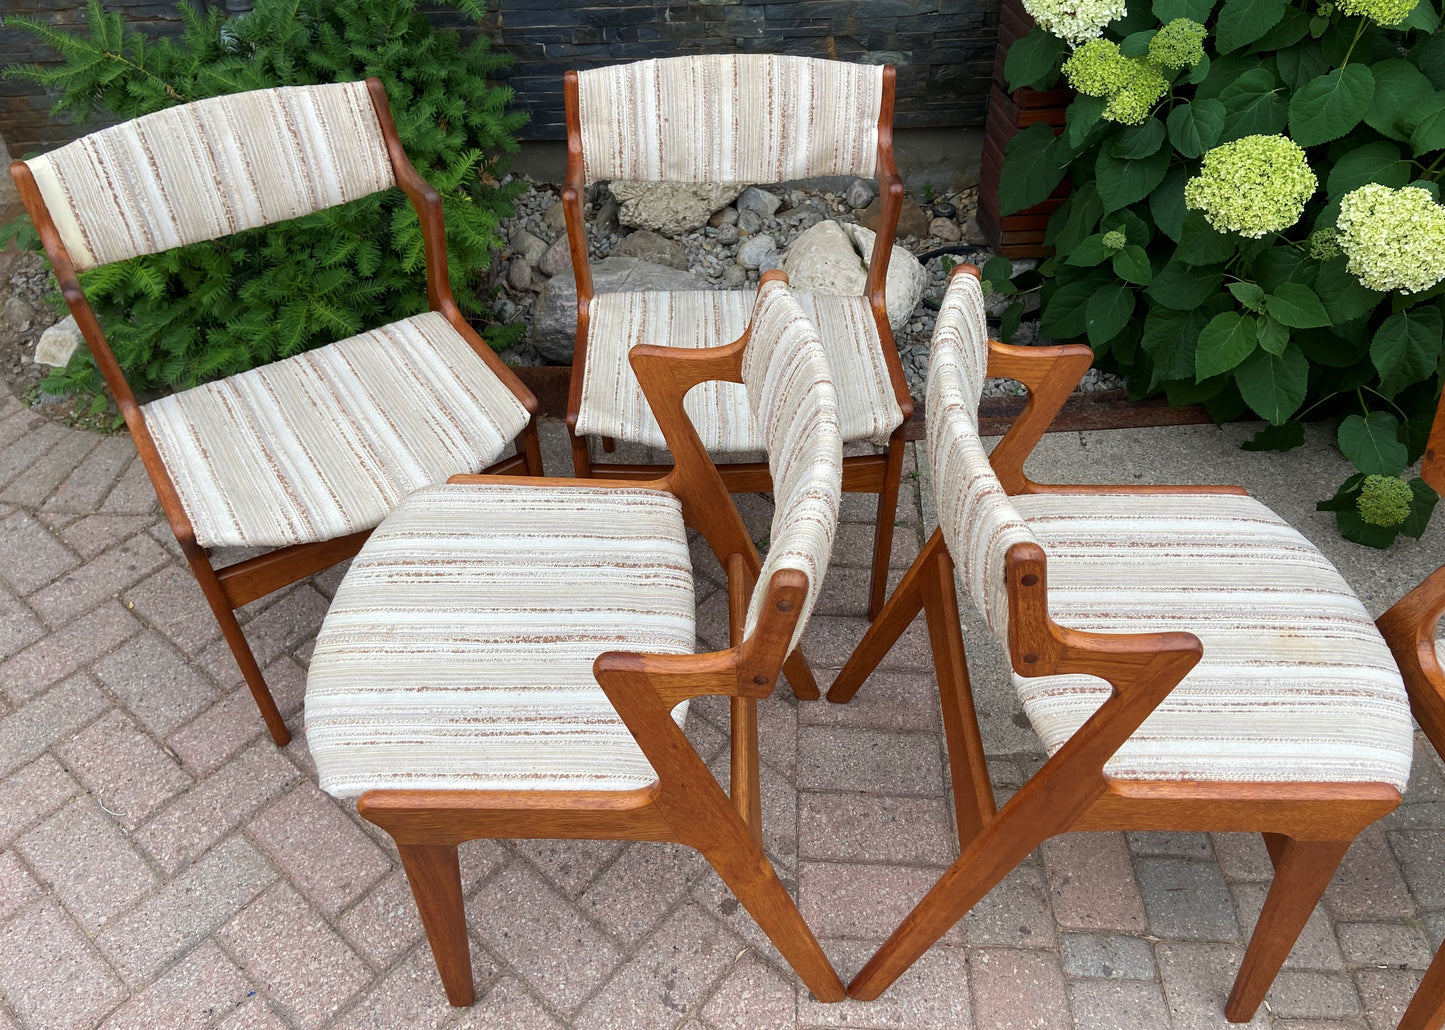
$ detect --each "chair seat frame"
[825,264,1403,1019]
[352,270,845,1006]
[10,78,543,747]
[559,63,914,624]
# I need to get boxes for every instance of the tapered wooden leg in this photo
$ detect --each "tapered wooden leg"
[731,697,763,844]
[826,528,941,704]
[920,547,994,845]
[783,649,821,701]
[520,418,545,477]
[1400,939,1445,1030]
[867,435,906,620]
[570,430,593,477]
[1224,837,1352,1022]
[601,435,617,453]
[397,843,475,1007]
[183,548,290,746]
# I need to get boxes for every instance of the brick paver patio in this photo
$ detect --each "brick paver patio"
[0,365,1442,1030]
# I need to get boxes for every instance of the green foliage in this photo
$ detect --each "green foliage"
[5,0,525,398]
[1002,0,1445,545]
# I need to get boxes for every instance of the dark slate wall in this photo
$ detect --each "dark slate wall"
[3,0,996,155]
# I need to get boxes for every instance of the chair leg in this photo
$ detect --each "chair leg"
[397,843,475,1007]
[520,418,545,477]
[867,434,906,620]
[570,430,593,477]
[1224,837,1352,1022]
[182,547,290,746]
[1400,939,1445,1030]
[783,650,821,701]
[731,696,764,844]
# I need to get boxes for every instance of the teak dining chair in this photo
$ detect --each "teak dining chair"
[304,270,846,1005]
[561,54,913,623]
[11,79,543,747]
[827,264,1414,1018]
[1377,391,1445,1030]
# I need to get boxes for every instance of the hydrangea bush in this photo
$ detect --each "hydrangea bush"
[1000,0,1445,546]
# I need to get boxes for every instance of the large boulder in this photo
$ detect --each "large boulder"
[531,257,710,363]
[609,181,746,234]
[780,220,926,331]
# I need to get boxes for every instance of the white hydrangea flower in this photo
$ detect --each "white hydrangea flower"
[1022,0,1127,44]
[1336,184,1445,294]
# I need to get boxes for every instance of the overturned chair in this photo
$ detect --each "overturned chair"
[828,264,1414,1018]
[305,271,847,1005]
[11,79,543,745]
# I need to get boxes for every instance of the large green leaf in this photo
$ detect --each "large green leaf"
[1366,60,1436,141]
[1289,65,1375,147]
[1095,149,1170,215]
[1147,261,1226,308]
[1325,140,1412,197]
[1277,43,1329,91]
[1166,100,1226,158]
[1411,94,1445,157]
[1040,278,1097,339]
[1256,314,1291,355]
[1417,32,1445,91]
[1372,308,1444,398]
[1404,0,1441,32]
[1005,27,1066,91]
[1196,311,1258,379]
[1142,306,1210,382]
[1265,284,1331,328]
[1242,421,1306,451]
[1121,30,1158,58]
[1112,245,1153,284]
[1228,281,1266,311]
[1175,212,1237,266]
[1337,411,1408,476]
[1219,68,1289,141]
[1113,118,1167,160]
[1047,187,1104,252]
[1154,0,1217,21]
[1150,167,1191,242]
[1216,0,1287,53]
[1252,6,1310,50]
[999,123,1067,216]
[1314,257,1383,323]
[1065,95,1108,151]
[1086,284,1137,348]
[1234,345,1309,423]
[1066,233,1114,267]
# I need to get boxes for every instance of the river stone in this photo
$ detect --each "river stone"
[716,224,740,246]
[846,177,878,209]
[737,233,778,270]
[531,257,709,363]
[507,259,532,291]
[594,199,620,232]
[737,208,764,234]
[609,181,745,234]
[612,229,688,270]
[543,201,567,232]
[736,186,782,218]
[709,206,739,227]
[721,265,748,288]
[510,229,548,264]
[929,217,962,242]
[35,314,81,367]
[780,219,926,331]
[962,211,989,245]
[537,236,572,277]
[857,196,931,239]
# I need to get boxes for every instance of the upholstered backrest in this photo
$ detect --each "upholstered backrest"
[929,273,1043,644]
[25,81,396,272]
[576,55,884,184]
[741,278,844,651]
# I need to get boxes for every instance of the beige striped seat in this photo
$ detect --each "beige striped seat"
[578,289,901,451]
[144,311,530,549]
[929,273,1413,789]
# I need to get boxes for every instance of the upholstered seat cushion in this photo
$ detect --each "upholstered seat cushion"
[305,483,695,798]
[576,290,902,451]
[1009,492,1414,790]
[143,311,531,550]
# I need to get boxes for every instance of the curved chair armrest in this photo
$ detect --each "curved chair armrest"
[1379,563,1445,754]
[1425,385,1445,493]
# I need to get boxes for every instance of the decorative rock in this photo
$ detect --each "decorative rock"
[716,224,740,246]
[709,207,739,228]
[737,233,778,270]
[758,251,783,274]
[737,209,764,235]
[929,217,962,242]
[736,186,782,218]
[776,207,824,230]
[780,219,927,331]
[510,229,548,264]
[858,196,931,239]
[611,229,688,270]
[721,265,748,288]
[532,257,710,362]
[932,201,958,220]
[35,314,82,368]
[609,181,745,234]
[543,202,567,233]
[507,259,533,291]
[962,212,989,246]
[593,199,619,232]
[537,236,572,277]
[846,177,878,210]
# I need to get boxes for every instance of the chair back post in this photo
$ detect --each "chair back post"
[864,66,900,309]
[1425,385,1445,493]
[562,70,595,435]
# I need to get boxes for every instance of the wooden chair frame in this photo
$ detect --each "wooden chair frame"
[824,263,1402,1017]
[1377,392,1445,1030]
[559,62,915,622]
[10,78,544,748]
[358,269,844,1006]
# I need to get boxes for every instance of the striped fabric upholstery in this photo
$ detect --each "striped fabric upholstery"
[305,484,695,798]
[577,289,902,451]
[1010,493,1413,789]
[27,81,394,271]
[741,280,844,650]
[577,56,883,184]
[928,273,1041,641]
[144,311,530,549]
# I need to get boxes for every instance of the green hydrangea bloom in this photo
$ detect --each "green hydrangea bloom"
[1102,229,1127,250]
[1336,0,1419,24]
[1148,19,1207,69]
[1308,228,1341,261]
[1336,184,1445,294]
[1022,0,1128,44]
[1062,39,1130,97]
[1356,475,1413,528]
[1183,136,1317,238]
[1101,59,1168,124]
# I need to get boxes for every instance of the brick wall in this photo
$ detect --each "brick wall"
[2,0,997,153]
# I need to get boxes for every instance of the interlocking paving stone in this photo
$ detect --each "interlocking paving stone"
[0,849,41,924]
[970,947,1072,1030]
[93,631,220,736]
[1264,970,1362,1020]
[798,792,955,866]
[0,583,43,661]
[1324,826,1416,921]
[124,564,221,657]
[797,938,971,1029]
[94,941,250,1030]
[830,522,921,569]
[338,869,429,967]
[39,435,134,514]
[1157,942,1268,1029]
[450,977,566,1030]
[1067,979,1171,1029]
[54,707,193,830]
[0,510,77,596]
[1040,833,1148,933]
[1126,830,1214,860]
[214,995,290,1030]
[328,944,497,1030]
[0,898,127,1030]
[1337,921,1434,968]
[29,531,170,627]
[0,425,94,500]
[1136,857,1240,941]
[1354,968,1421,1030]
[1059,932,1157,980]
[797,726,944,795]
[799,862,964,945]
[701,951,798,1030]
[512,836,623,899]
[579,841,709,947]
[16,796,159,932]
[0,598,140,702]
[218,883,372,1030]
[800,616,935,674]
[166,687,268,778]
[0,754,81,849]
[1390,829,1445,911]
[99,455,161,514]
[0,672,107,777]
[1232,882,1344,971]
[965,864,1057,949]
[800,671,942,734]
[1212,832,1276,881]
[58,513,158,561]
